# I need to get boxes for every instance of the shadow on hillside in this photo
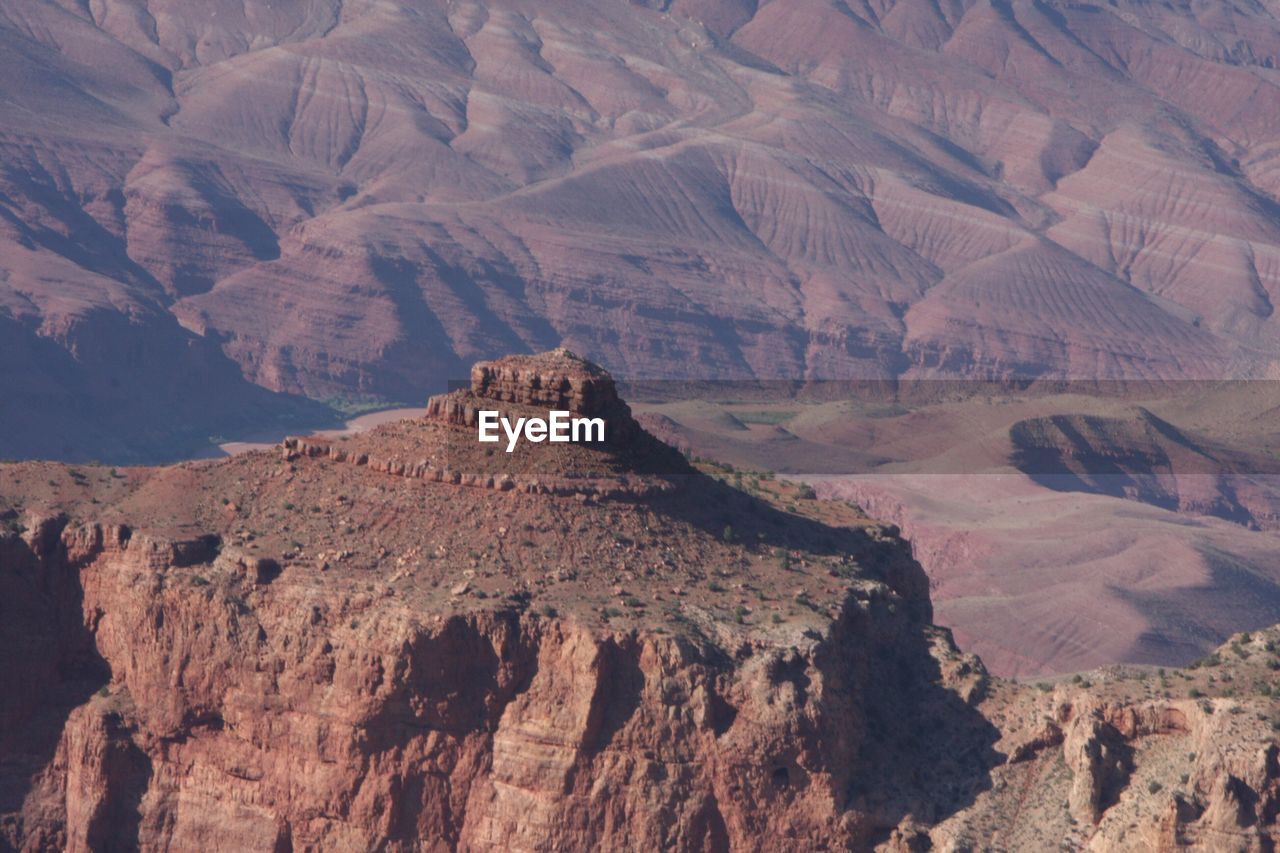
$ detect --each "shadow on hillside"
[651,472,1006,836]
[652,470,931,608]
[845,621,1004,841]
[1112,548,1280,668]
[0,521,148,849]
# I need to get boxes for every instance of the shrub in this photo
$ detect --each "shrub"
[1148,781,1163,795]
[722,524,734,543]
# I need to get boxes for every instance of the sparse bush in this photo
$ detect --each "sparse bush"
[539,604,558,618]
[1148,781,1163,795]
[796,484,817,500]
[722,524,734,543]
[1188,688,1204,698]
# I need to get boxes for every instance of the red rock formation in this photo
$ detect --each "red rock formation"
[425,349,642,446]
[3,356,1279,850]
[1,513,978,851]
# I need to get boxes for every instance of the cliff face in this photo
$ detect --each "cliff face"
[1,516,986,852]
[3,353,1278,851]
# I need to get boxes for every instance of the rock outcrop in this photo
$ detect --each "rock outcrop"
[424,349,642,446]
[2,354,1279,851]
[0,514,986,850]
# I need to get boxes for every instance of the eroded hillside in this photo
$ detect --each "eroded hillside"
[5,0,1280,458]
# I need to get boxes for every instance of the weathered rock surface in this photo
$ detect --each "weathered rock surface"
[3,356,1279,850]
[0,486,989,850]
[425,349,642,446]
[8,1,1280,459]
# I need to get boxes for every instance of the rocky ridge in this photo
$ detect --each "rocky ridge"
[0,353,1277,850]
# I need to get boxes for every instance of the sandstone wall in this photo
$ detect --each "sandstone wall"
[2,516,951,852]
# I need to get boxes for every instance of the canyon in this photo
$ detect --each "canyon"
[637,382,1280,677]
[7,0,1280,845]
[1,352,1278,850]
[5,1,1280,459]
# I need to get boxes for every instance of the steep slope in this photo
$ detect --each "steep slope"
[2,353,1277,851]
[635,388,1280,676]
[0,352,994,850]
[7,0,1280,458]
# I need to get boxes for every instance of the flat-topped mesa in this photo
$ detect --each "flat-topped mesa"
[426,349,640,444]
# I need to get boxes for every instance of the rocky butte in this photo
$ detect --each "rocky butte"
[1,352,1278,850]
